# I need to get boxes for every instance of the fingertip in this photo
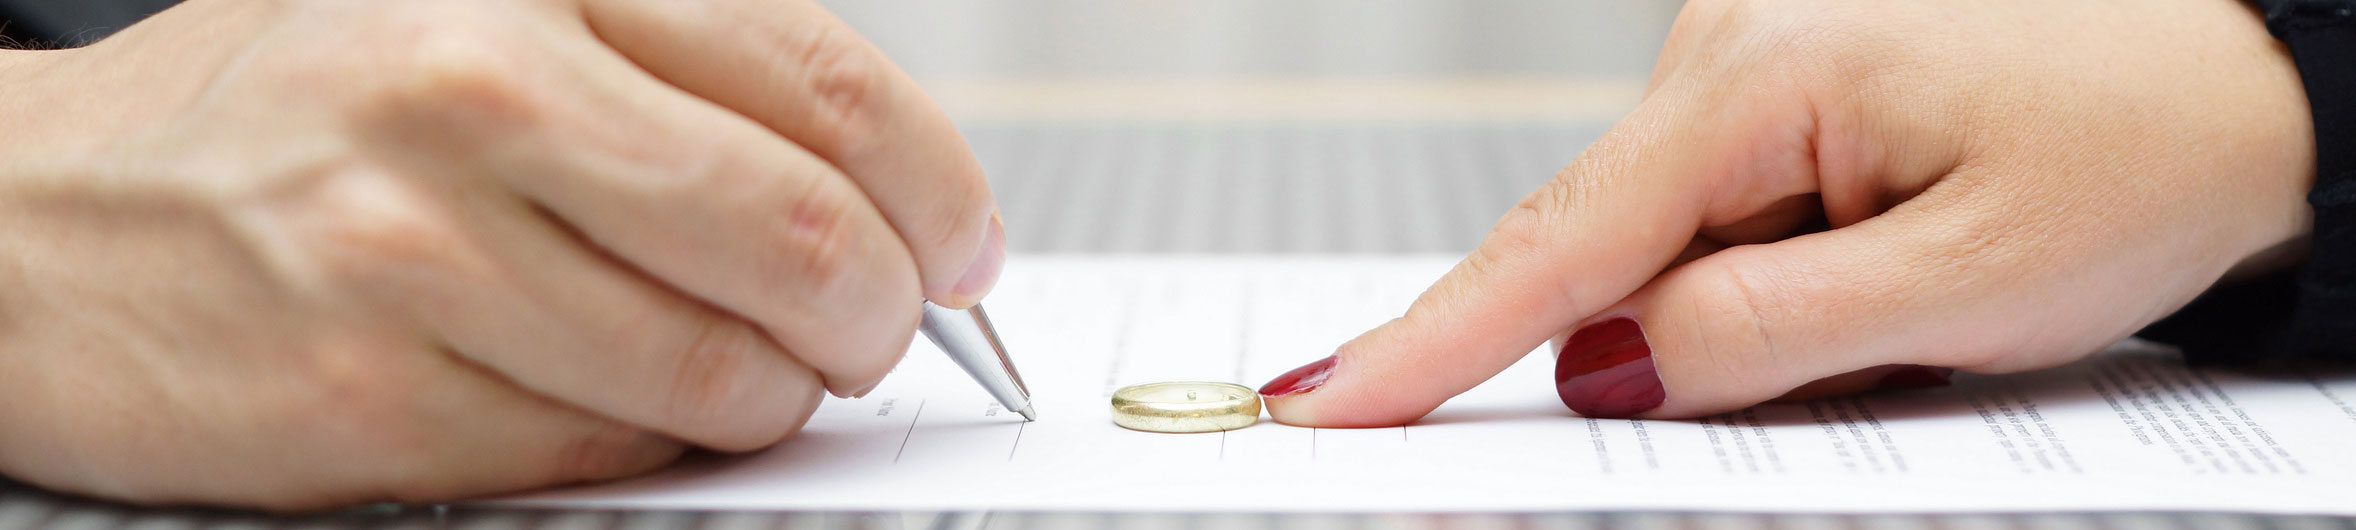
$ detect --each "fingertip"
[1256,355,1336,398]
[1256,352,1449,428]
[1256,355,1335,426]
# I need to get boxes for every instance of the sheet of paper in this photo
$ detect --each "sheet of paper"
[509,256,2356,514]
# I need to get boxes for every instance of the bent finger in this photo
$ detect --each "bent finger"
[359,349,688,507]
[580,0,1003,307]
[1559,176,2160,419]
[361,20,928,397]
[121,335,687,511]
[266,170,825,451]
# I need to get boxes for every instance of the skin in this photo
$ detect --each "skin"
[0,0,2316,513]
[1264,0,2316,426]
[0,0,1001,510]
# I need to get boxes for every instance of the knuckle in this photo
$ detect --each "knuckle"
[658,320,831,451]
[1707,262,1788,346]
[661,319,835,452]
[366,30,542,131]
[662,320,763,443]
[1444,231,1547,318]
[1679,261,1792,388]
[329,210,461,274]
[1461,177,1587,313]
[1683,1,1907,86]
[762,186,864,303]
[782,22,886,139]
[1454,238,1527,299]
[1491,178,1577,255]
[297,172,476,290]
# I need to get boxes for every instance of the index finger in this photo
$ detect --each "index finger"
[578,0,1001,307]
[1257,100,1718,428]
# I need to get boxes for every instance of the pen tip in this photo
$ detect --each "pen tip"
[1017,405,1037,422]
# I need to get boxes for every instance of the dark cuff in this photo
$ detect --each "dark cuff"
[2140,0,2356,366]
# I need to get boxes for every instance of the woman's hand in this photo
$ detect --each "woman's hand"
[0,0,1000,510]
[1262,0,2314,425]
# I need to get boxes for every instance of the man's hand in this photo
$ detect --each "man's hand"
[1261,0,2314,425]
[0,0,1000,510]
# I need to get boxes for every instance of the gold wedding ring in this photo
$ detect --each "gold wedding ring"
[1111,382,1262,433]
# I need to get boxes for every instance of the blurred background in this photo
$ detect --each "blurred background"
[824,1,1675,254]
[832,1,1674,79]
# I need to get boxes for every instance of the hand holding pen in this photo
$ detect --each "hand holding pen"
[0,0,1005,510]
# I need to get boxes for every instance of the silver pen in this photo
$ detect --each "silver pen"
[917,302,1036,421]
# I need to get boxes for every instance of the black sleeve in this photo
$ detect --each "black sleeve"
[2138,0,2356,366]
[0,0,181,47]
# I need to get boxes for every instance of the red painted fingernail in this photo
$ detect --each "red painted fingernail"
[1555,318,1664,418]
[1259,355,1337,398]
[1875,366,1955,390]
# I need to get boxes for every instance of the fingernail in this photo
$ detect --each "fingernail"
[1875,366,1954,390]
[851,381,882,399]
[951,215,1006,305]
[1259,355,1337,398]
[1554,318,1664,418]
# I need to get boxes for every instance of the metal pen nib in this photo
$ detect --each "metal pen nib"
[918,302,1035,422]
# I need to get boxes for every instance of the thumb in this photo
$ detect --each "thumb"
[1556,193,2119,419]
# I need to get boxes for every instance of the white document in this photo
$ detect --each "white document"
[511,256,2356,514]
